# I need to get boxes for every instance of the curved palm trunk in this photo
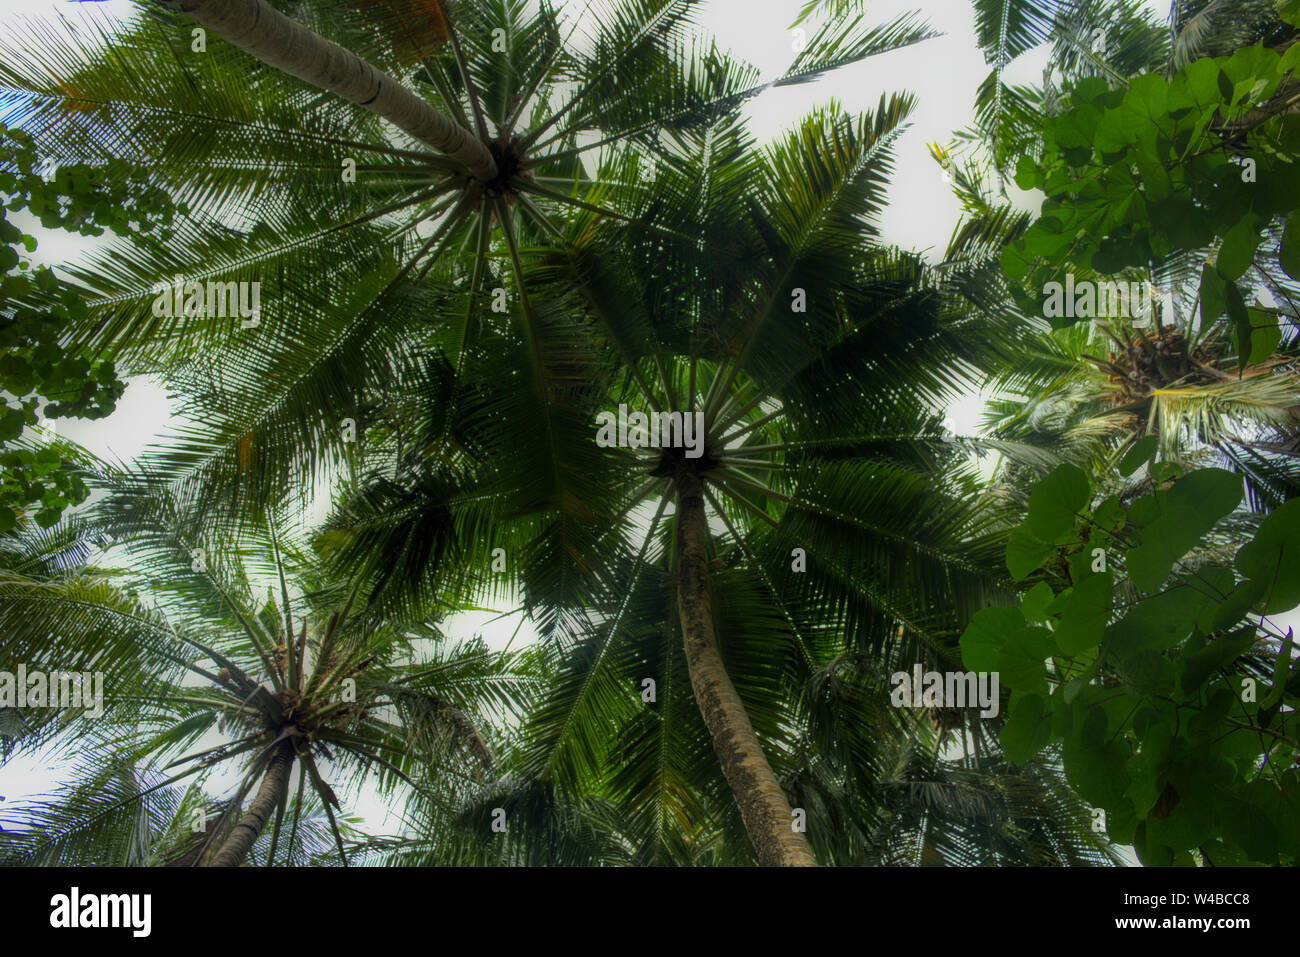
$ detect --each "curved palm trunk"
[164,0,497,181]
[673,465,817,866]
[204,741,295,867]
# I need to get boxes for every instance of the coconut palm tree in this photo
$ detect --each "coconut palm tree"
[163,0,498,180]
[350,598,1118,867]
[977,314,1300,504]
[959,0,1296,177]
[341,579,1116,867]
[927,139,1300,504]
[310,91,1084,865]
[0,1,1121,866]
[0,0,939,544]
[0,467,538,865]
[923,0,1300,500]
[0,761,350,866]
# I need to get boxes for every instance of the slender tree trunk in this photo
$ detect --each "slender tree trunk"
[164,0,498,181]
[673,464,817,866]
[204,740,295,867]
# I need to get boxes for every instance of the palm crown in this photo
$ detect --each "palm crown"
[0,0,1124,866]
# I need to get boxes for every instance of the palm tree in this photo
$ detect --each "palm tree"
[314,93,1075,865]
[342,583,1116,868]
[360,613,1118,866]
[0,469,537,865]
[0,1,1120,866]
[163,0,498,180]
[927,140,1300,503]
[0,0,966,865]
[962,0,1296,177]
[0,761,350,866]
[922,0,1300,501]
[979,315,1300,504]
[0,0,939,542]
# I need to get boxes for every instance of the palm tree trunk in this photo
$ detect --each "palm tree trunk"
[673,465,817,866]
[164,0,498,181]
[204,740,295,867]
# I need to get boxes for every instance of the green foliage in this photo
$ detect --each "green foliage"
[0,122,177,528]
[1002,43,1300,369]
[961,460,1300,865]
[0,0,1124,867]
[0,480,538,866]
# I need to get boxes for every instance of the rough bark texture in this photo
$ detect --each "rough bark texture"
[166,0,498,181]
[674,465,818,866]
[205,741,295,867]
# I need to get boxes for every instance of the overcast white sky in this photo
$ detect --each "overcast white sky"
[0,0,1170,849]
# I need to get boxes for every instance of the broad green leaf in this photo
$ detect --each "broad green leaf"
[1000,242,1032,281]
[1108,580,1206,652]
[1199,263,1225,326]
[1007,526,1053,581]
[959,606,1025,672]
[30,447,60,477]
[1125,722,1173,817]
[1127,469,1242,591]
[1106,799,1138,844]
[1049,571,1113,655]
[1093,494,1124,530]
[1187,687,1235,743]
[1024,463,1089,545]
[1281,211,1300,281]
[1283,40,1300,74]
[1246,307,1281,365]
[1216,787,1278,863]
[1014,154,1039,191]
[1261,635,1294,708]
[1132,822,1175,864]
[1116,649,1175,696]
[1063,736,1130,809]
[998,625,1054,693]
[1236,498,1300,613]
[1180,627,1258,695]
[1001,693,1051,763]
[1216,212,1262,279]
[1118,435,1157,477]
[1021,581,1055,622]
[1226,279,1252,370]
[1124,73,1168,121]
